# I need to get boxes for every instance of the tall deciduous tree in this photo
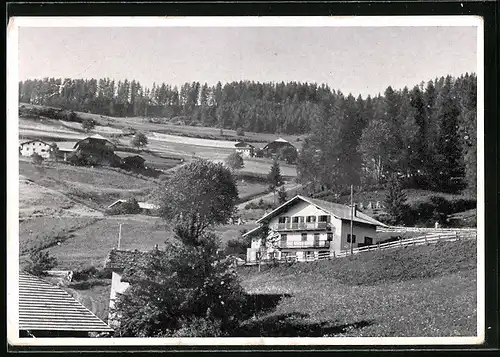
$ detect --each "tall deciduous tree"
[159,159,239,243]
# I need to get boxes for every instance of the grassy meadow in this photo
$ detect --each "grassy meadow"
[236,239,477,337]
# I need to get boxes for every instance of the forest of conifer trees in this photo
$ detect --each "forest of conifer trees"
[18,73,477,194]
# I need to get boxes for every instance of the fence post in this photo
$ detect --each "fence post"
[377,242,380,251]
[400,238,403,247]
[333,251,336,259]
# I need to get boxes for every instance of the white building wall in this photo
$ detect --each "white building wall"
[340,221,378,250]
[267,200,331,227]
[20,141,51,158]
[108,271,130,327]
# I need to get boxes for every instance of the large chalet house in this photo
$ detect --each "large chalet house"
[244,195,387,263]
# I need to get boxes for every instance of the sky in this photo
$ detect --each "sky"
[18,26,478,98]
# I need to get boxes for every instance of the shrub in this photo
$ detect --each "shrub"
[224,239,248,257]
[31,152,44,165]
[81,118,96,132]
[236,127,245,136]
[171,317,224,337]
[225,152,244,170]
[24,251,57,276]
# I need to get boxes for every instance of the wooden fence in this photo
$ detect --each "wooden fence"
[248,230,476,265]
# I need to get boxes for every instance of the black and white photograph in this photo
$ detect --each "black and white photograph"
[7,15,484,346]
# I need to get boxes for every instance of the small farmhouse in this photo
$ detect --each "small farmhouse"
[244,195,387,263]
[56,141,78,161]
[262,137,297,156]
[19,272,113,337]
[74,134,116,152]
[120,155,146,169]
[19,140,52,158]
[108,199,160,215]
[234,141,255,157]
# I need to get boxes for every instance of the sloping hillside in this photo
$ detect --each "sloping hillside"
[237,239,477,337]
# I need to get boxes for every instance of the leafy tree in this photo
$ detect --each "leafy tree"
[25,250,57,276]
[225,152,244,170]
[158,159,239,244]
[278,146,298,164]
[81,118,96,132]
[236,127,245,136]
[131,132,149,150]
[113,160,248,337]
[384,174,408,224]
[112,232,249,337]
[31,152,43,165]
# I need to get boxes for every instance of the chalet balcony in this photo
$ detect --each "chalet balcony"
[278,240,331,249]
[272,222,332,231]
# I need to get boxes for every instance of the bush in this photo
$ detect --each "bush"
[24,251,57,276]
[236,127,245,136]
[171,317,224,337]
[224,239,248,258]
[244,199,274,210]
[81,118,96,132]
[73,266,112,281]
[31,152,44,165]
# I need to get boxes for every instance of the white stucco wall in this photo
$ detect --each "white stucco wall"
[20,141,51,158]
[108,271,130,326]
[340,221,378,250]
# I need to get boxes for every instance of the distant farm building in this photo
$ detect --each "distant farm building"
[69,134,120,166]
[107,199,160,215]
[120,155,146,170]
[19,272,113,337]
[56,141,78,161]
[19,140,52,158]
[74,134,116,152]
[262,137,297,156]
[234,141,256,157]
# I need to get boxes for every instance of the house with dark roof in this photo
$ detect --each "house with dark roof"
[18,272,113,337]
[234,141,256,157]
[262,137,296,156]
[243,195,387,263]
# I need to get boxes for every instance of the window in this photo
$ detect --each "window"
[41,149,46,152]
[278,216,289,224]
[364,237,373,245]
[301,233,307,241]
[292,216,299,223]
[314,233,320,240]
[306,216,316,223]
[327,233,334,241]
[305,251,314,259]
[280,234,287,241]
[347,234,356,243]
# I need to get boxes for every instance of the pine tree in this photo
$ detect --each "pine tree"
[384,174,408,224]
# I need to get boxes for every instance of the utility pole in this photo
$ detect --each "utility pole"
[350,184,354,256]
[117,224,122,249]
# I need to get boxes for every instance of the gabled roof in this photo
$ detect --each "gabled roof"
[74,134,115,148]
[107,200,159,210]
[19,139,50,146]
[274,137,289,143]
[19,272,113,332]
[256,195,387,227]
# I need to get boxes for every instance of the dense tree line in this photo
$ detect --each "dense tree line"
[297,74,477,194]
[19,74,477,193]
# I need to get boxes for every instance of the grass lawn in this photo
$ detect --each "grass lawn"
[236,239,477,337]
[236,180,270,201]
